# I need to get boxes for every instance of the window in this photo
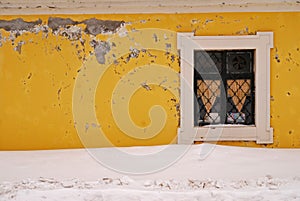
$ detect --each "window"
[177,32,273,144]
[194,50,255,126]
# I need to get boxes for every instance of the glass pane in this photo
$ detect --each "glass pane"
[194,50,255,127]
[195,79,221,126]
[226,51,252,74]
[194,51,222,74]
[226,79,253,124]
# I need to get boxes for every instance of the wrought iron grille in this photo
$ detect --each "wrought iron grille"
[194,50,255,126]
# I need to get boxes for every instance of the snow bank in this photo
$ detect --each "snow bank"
[1,144,300,200]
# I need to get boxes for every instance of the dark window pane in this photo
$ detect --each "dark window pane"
[194,51,222,74]
[194,50,255,126]
[226,51,253,74]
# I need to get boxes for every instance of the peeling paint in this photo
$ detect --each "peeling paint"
[85,123,89,133]
[0,17,126,58]
[0,12,299,149]
[57,25,82,41]
[127,48,140,62]
[153,33,158,42]
[141,82,151,91]
[191,19,200,24]
[14,41,25,54]
[49,17,124,36]
[82,18,124,36]
[0,18,42,32]
[165,43,171,49]
[236,27,250,35]
[48,17,78,31]
[90,40,111,64]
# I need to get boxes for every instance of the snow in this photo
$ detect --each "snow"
[1,144,300,200]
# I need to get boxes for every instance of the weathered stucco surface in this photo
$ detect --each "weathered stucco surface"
[0,0,299,14]
[0,12,299,149]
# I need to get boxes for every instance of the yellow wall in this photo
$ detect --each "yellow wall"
[0,12,299,150]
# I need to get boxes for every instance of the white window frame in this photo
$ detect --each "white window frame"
[177,32,273,144]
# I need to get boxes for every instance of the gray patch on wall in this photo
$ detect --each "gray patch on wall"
[0,17,124,57]
[14,41,25,54]
[82,18,124,36]
[48,17,78,31]
[90,39,111,64]
[47,17,124,35]
[0,18,42,31]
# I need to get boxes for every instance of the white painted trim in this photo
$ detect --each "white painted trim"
[177,32,273,144]
[0,0,299,15]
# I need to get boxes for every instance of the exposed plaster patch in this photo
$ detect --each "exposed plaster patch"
[165,43,171,49]
[47,17,124,38]
[14,41,25,54]
[48,17,77,31]
[141,82,151,91]
[165,52,176,63]
[0,18,47,50]
[0,18,42,32]
[153,34,158,42]
[117,26,128,37]
[0,17,126,59]
[236,27,250,35]
[85,123,89,133]
[57,25,82,41]
[163,34,169,40]
[127,48,140,62]
[191,19,200,24]
[90,39,111,64]
[82,18,124,36]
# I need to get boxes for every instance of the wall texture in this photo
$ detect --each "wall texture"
[0,12,299,150]
[0,0,300,14]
